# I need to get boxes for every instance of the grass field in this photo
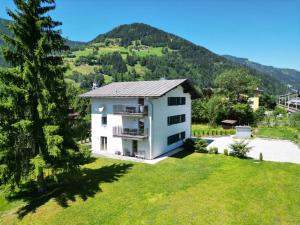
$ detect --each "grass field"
[254,126,300,144]
[1,152,300,225]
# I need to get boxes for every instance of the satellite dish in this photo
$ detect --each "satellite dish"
[98,106,105,112]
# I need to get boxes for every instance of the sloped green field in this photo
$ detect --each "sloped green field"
[1,152,300,225]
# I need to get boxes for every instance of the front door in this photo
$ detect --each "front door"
[100,136,107,151]
[132,140,138,155]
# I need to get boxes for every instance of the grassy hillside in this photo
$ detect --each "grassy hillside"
[1,153,300,224]
[0,20,289,93]
[224,55,300,90]
[64,23,286,94]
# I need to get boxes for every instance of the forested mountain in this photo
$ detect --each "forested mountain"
[0,19,292,94]
[77,23,287,94]
[224,55,300,90]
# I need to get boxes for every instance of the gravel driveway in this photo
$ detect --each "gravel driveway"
[205,136,300,164]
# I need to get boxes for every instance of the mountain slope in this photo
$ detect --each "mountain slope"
[88,23,285,94]
[224,55,300,90]
[0,20,289,94]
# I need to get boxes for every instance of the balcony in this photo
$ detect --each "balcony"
[113,126,149,139]
[113,105,148,116]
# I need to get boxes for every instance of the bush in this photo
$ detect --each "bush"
[290,112,300,129]
[183,138,195,151]
[194,139,208,153]
[78,144,92,164]
[224,148,229,156]
[259,152,263,161]
[208,147,218,154]
[213,147,218,154]
[229,140,252,158]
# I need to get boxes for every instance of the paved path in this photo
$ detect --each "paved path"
[92,147,183,165]
[205,136,300,164]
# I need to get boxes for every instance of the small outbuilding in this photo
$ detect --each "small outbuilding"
[221,120,237,129]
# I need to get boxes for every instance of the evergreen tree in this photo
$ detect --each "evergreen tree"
[0,0,87,192]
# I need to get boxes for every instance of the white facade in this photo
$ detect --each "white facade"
[90,85,191,159]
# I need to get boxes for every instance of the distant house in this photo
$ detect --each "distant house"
[81,79,200,159]
[241,88,262,111]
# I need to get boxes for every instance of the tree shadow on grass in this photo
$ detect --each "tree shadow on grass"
[9,163,134,219]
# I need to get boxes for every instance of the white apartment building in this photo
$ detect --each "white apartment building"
[81,79,200,160]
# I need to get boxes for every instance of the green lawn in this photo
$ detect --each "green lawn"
[254,126,300,144]
[1,153,300,225]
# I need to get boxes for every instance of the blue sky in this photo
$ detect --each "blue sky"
[1,0,300,70]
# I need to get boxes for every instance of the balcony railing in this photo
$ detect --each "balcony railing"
[113,126,149,139]
[113,105,148,116]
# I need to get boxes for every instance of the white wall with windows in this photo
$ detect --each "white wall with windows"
[90,85,191,160]
[91,98,150,157]
[150,85,191,158]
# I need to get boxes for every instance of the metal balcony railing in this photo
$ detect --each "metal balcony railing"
[113,126,149,139]
[113,105,148,116]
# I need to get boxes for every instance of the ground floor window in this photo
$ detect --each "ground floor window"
[167,131,185,145]
[100,136,107,150]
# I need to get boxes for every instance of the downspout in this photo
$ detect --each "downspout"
[147,98,154,160]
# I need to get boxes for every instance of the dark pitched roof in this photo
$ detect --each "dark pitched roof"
[80,79,201,99]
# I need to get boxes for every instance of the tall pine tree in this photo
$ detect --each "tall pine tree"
[0,0,86,192]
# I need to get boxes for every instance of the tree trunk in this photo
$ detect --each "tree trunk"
[37,168,45,193]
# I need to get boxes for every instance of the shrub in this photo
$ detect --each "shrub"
[229,140,252,158]
[208,147,214,154]
[290,112,300,129]
[194,139,208,153]
[259,152,263,161]
[208,147,218,154]
[224,148,229,156]
[213,147,218,154]
[183,138,195,151]
[78,144,92,164]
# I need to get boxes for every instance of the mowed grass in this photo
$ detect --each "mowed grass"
[1,153,300,225]
[254,126,300,143]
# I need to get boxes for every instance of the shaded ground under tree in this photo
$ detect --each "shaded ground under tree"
[7,163,134,219]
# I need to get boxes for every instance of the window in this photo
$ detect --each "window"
[100,136,107,151]
[167,132,186,145]
[102,116,107,126]
[167,114,186,126]
[168,97,186,106]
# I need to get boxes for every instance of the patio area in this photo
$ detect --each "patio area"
[205,136,300,164]
[92,147,183,165]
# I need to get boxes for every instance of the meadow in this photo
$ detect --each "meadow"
[1,152,300,225]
